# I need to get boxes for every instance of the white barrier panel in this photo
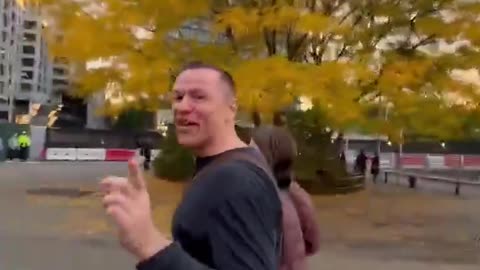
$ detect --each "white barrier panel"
[427,155,446,169]
[46,148,77,161]
[345,150,357,165]
[76,148,106,161]
[380,153,395,168]
[131,149,161,160]
[152,149,162,160]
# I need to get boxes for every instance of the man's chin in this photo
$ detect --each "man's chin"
[176,136,199,148]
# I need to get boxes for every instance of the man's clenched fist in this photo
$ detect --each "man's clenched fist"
[100,159,171,261]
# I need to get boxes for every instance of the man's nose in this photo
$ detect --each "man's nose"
[173,96,193,113]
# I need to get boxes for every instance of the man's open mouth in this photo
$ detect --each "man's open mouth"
[176,119,198,127]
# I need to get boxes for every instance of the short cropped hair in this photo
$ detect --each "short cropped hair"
[177,61,236,96]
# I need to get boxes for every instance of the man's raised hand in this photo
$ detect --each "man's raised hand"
[100,158,171,261]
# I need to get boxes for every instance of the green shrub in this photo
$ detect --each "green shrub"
[286,107,348,182]
[153,129,195,181]
[282,107,365,194]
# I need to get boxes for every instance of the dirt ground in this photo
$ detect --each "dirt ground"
[23,175,480,269]
[2,160,479,269]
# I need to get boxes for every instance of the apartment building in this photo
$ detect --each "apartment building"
[0,0,69,123]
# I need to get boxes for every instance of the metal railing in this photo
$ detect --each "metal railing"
[384,169,480,196]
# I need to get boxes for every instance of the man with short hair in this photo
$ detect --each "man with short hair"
[101,62,282,270]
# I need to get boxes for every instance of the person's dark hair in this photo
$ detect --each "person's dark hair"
[251,126,297,189]
[273,111,287,126]
[252,111,262,127]
[177,61,236,96]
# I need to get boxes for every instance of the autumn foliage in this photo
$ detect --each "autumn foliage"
[32,0,480,139]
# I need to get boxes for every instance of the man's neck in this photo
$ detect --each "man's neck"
[195,134,247,158]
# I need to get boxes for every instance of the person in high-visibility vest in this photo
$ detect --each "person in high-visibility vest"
[17,131,31,161]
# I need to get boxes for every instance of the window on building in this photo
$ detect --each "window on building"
[53,79,68,86]
[23,33,35,42]
[0,64,4,75]
[54,86,67,93]
[3,14,7,27]
[21,83,32,92]
[2,31,6,42]
[22,45,35,54]
[0,81,4,95]
[54,57,68,64]
[21,58,34,67]
[23,20,37,30]
[11,11,15,21]
[22,70,33,80]
[53,68,67,76]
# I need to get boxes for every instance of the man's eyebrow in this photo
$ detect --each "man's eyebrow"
[189,88,206,93]
[174,88,206,93]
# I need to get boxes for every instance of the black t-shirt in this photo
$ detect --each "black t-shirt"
[137,147,282,270]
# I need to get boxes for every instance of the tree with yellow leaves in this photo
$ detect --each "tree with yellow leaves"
[35,0,480,139]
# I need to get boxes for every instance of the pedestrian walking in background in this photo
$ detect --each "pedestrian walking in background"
[7,133,19,161]
[17,131,31,161]
[252,125,320,270]
[354,149,367,175]
[100,62,282,270]
[140,138,152,171]
[371,152,380,183]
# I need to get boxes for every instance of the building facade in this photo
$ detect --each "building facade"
[0,0,69,123]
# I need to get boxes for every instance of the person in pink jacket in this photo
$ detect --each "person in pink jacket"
[251,126,320,270]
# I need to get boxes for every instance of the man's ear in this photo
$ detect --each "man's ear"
[229,99,238,113]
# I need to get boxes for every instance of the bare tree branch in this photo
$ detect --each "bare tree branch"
[339,6,358,25]
[264,29,277,56]
[412,34,436,49]
[225,26,238,52]
[336,43,348,59]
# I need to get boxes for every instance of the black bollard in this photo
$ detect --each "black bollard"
[384,171,388,183]
[408,176,416,188]
[455,182,460,196]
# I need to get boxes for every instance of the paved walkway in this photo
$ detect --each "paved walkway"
[0,162,479,269]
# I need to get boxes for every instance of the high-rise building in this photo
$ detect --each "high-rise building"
[0,0,67,123]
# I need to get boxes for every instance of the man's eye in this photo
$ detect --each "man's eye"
[191,93,206,100]
[174,94,183,102]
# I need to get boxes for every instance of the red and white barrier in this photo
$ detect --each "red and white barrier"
[43,148,161,161]
[77,148,106,161]
[40,148,480,170]
[445,155,462,168]
[463,155,480,169]
[427,155,446,169]
[46,148,77,161]
[400,154,426,169]
[105,149,136,161]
